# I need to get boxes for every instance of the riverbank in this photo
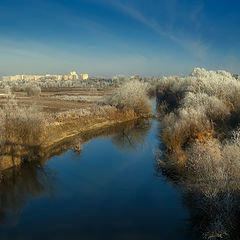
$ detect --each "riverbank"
[0,106,145,171]
[0,83,154,171]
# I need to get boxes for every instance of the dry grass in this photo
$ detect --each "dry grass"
[0,93,45,146]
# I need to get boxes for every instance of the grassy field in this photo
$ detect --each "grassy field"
[0,87,112,113]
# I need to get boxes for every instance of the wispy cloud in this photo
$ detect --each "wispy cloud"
[109,0,209,58]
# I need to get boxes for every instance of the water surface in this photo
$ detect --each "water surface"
[0,120,195,240]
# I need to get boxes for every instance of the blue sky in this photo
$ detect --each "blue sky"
[0,0,240,76]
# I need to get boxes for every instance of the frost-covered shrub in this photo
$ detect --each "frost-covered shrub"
[107,80,152,115]
[182,143,229,191]
[156,68,240,240]
[25,84,41,97]
[180,92,231,122]
[172,135,240,239]
[156,76,179,94]
[1,94,45,146]
[157,68,240,111]
[157,68,240,152]
[157,131,240,239]
[4,86,12,95]
[161,107,213,151]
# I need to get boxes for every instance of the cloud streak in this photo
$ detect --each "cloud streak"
[109,0,209,58]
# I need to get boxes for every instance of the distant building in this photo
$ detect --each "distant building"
[22,75,43,81]
[2,76,11,81]
[80,74,89,80]
[70,71,79,80]
[2,75,24,81]
[2,74,44,81]
[2,71,85,81]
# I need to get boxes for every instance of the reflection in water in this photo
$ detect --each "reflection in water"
[181,187,240,240]
[0,162,56,225]
[111,119,151,151]
[0,118,202,239]
[2,113,239,239]
[156,143,240,239]
[0,119,150,171]
[0,119,149,228]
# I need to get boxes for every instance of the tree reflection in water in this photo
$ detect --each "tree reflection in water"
[111,119,151,151]
[156,151,240,240]
[0,119,149,227]
[0,162,56,225]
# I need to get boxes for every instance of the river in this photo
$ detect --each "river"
[0,119,198,240]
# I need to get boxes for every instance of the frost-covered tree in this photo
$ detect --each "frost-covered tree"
[107,80,152,115]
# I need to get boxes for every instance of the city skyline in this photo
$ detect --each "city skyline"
[0,0,240,76]
[1,71,89,81]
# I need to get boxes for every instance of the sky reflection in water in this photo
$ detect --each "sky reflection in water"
[0,120,195,240]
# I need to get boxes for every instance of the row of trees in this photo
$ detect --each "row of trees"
[0,75,162,93]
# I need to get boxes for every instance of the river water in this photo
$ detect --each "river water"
[0,119,197,240]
